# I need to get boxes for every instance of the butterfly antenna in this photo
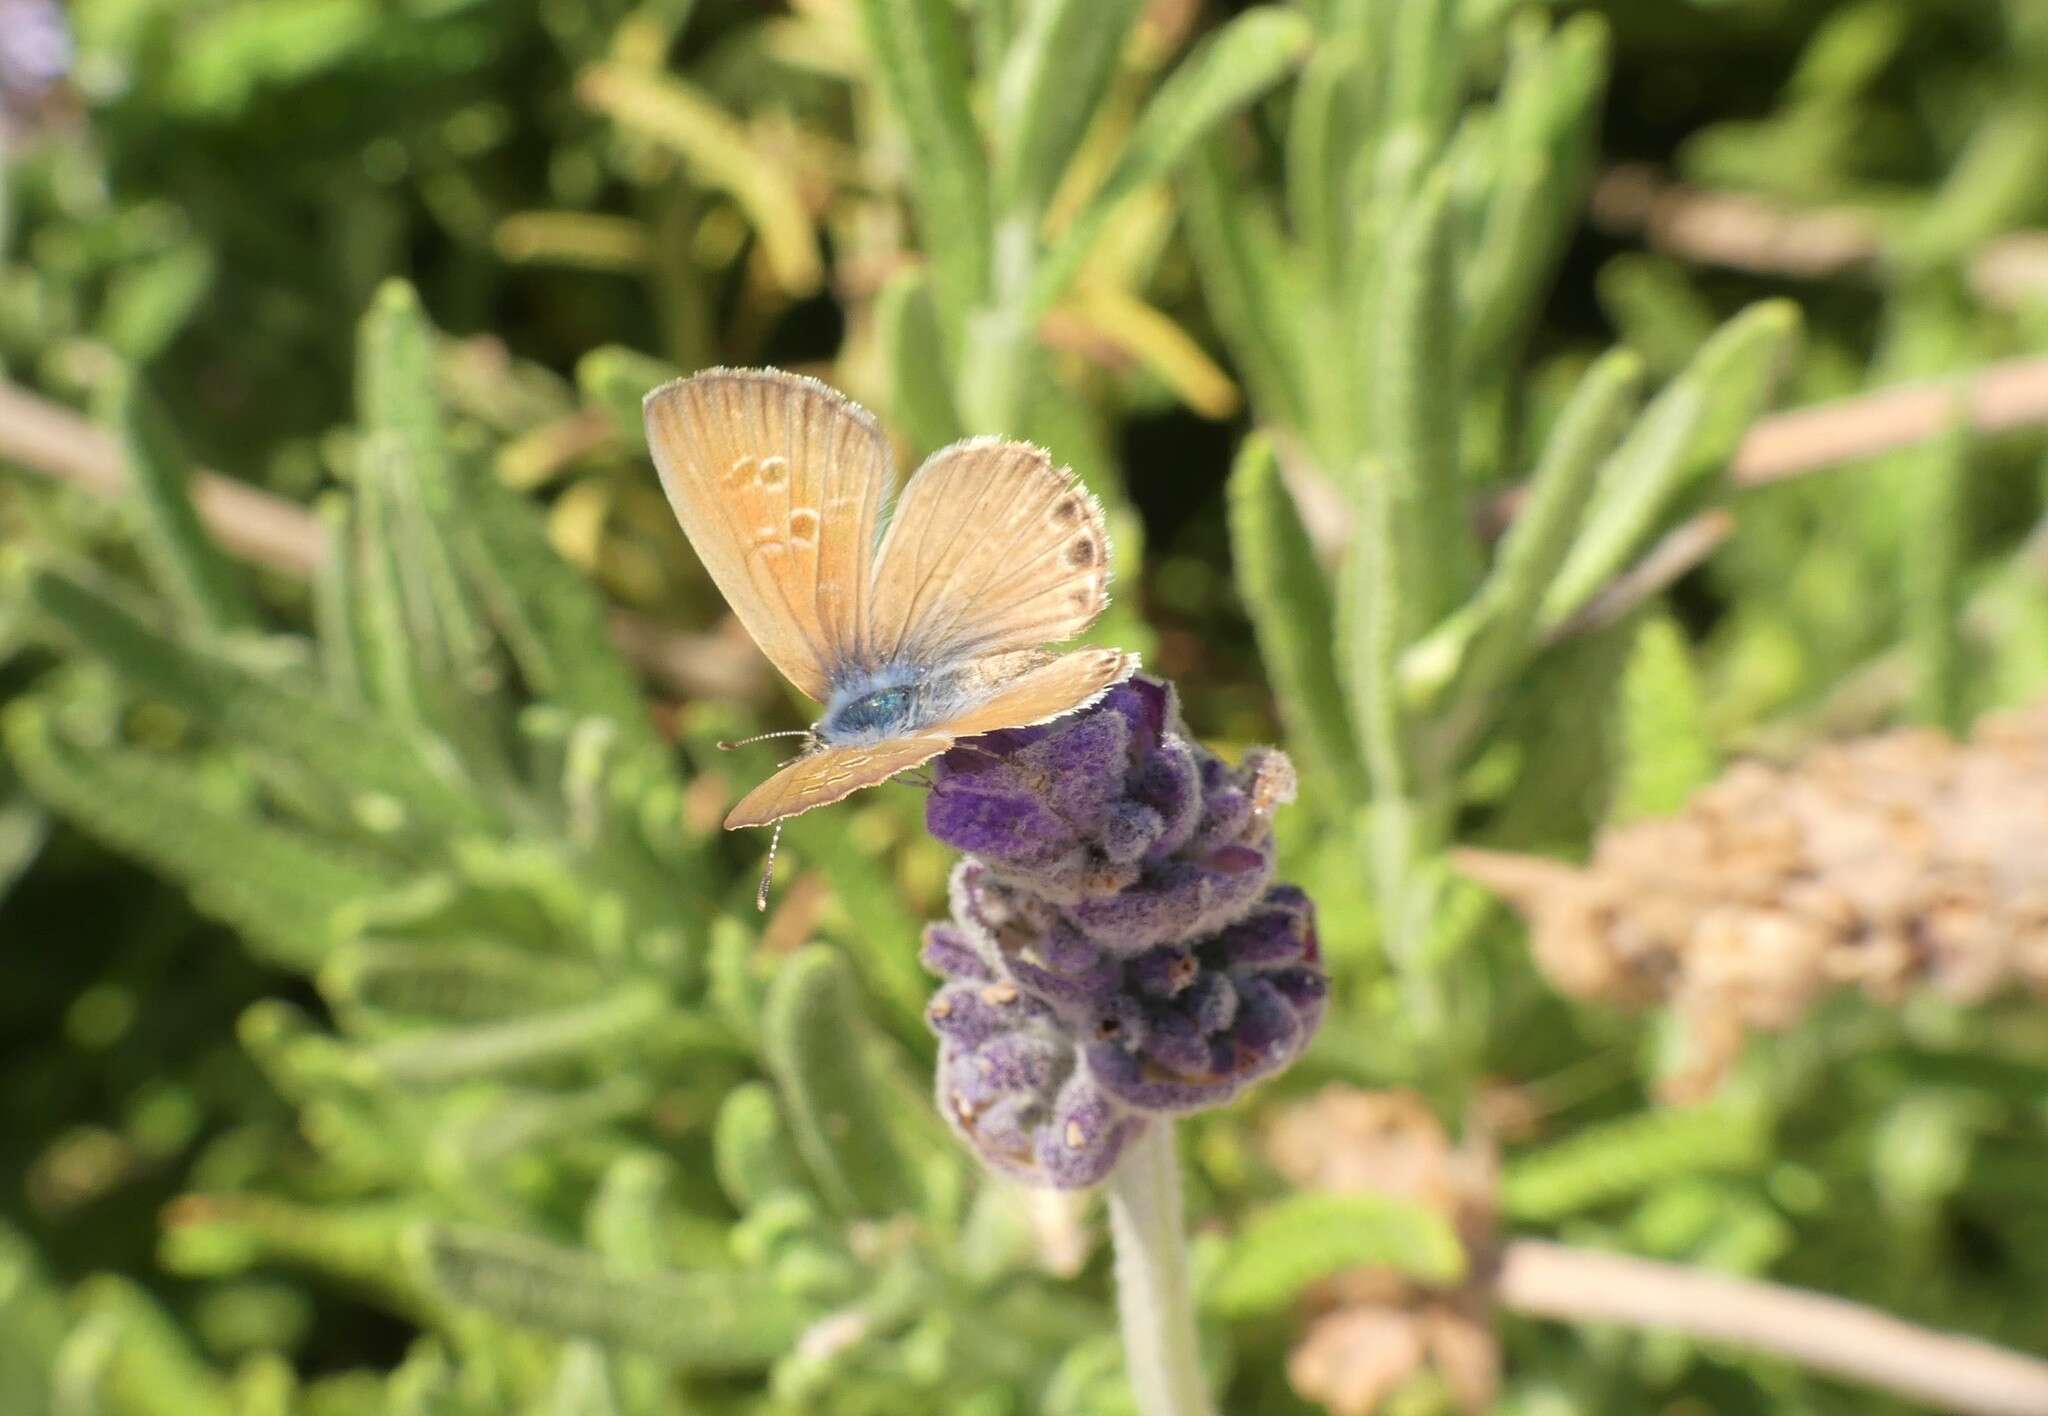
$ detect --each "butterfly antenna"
[755,821,786,912]
[719,729,814,751]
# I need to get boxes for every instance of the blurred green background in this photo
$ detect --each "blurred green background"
[3,0,2047,1412]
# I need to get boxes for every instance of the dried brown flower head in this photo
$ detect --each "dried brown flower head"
[1456,703,2048,1101]
[1267,1087,1499,1416]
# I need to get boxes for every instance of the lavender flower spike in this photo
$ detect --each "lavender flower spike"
[924,676,1326,1189]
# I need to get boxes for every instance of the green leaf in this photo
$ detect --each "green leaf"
[1287,39,1371,292]
[356,985,669,1087]
[1204,1192,1466,1317]
[1342,460,1409,802]
[578,66,822,295]
[1613,611,1717,821]
[320,938,606,1023]
[457,445,662,758]
[1182,143,1306,436]
[25,567,496,836]
[96,366,256,633]
[1370,161,1476,634]
[1543,300,1800,627]
[1502,1101,1769,1222]
[4,694,398,970]
[355,282,499,715]
[991,0,1144,219]
[576,345,682,447]
[64,1277,234,1416]
[1421,349,1644,759]
[874,266,965,457]
[762,948,924,1218]
[1033,9,1313,310]
[1226,432,1368,810]
[852,0,991,328]
[413,1226,815,1370]
[1902,425,1970,731]
[713,1083,809,1212]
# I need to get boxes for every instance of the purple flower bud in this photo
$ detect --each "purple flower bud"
[921,676,1326,1188]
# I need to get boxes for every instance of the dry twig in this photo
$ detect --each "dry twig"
[1498,1239,2048,1416]
[0,378,769,703]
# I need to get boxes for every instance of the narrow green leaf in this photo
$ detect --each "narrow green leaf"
[874,266,965,456]
[1287,40,1370,290]
[1182,143,1306,434]
[762,948,923,1217]
[1613,611,1718,820]
[587,1155,673,1270]
[1501,1101,1768,1222]
[1902,424,1970,730]
[96,367,256,633]
[1384,0,1460,146]
[578,66,823,295]
[357,984,669,1087]
[160,1195,429,1317]
[1342,461,1409,802]
[992,0,1144,219]
[853,0,991,326]
[414,1226,815,1370]
[25,567,496,835]
[1543,300,1800,627]
[577,345,682,447]
[357,282,498,698]
[5,694,398,969]
[1204,1192,1465,1317]
[459,443,662,757]
[65,1277,234,1416]
[1033,9,1313,310]
[320,938,605,1022]
[311,494,368,702]
[713,1083,809,1211]
[1226,432,1368,809]
[1370,162,1476,634]
[1422,350,1644,757]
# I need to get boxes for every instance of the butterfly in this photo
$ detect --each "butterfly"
[643,367,1138,844]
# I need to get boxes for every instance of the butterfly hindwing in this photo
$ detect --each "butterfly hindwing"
[724,735,953,830]
[644,370,889,701]
[866,439,1111,667]
[927,648,1139,738]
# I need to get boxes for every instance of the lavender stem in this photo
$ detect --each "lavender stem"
[1106,1121,1215,1416]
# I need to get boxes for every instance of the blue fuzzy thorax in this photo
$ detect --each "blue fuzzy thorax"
[817,664,971,746]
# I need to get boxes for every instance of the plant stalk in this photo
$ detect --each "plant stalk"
[1106,1120,1215,1416]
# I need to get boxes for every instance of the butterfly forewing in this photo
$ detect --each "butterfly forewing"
[724,736,953,830]
[644,370,889,701]
[866,439,1112,667]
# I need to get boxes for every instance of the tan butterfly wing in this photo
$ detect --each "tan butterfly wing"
[724,736,952,830]
[926,647,1139,737]
[644,370,890,702]
[866,439,1110,667]
[722,649,1137,828]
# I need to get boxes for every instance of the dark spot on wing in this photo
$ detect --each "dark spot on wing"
[1067,537,1096,567]
[1050,495,1083,526]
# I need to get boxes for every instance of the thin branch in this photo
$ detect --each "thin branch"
[0,378,770,703]
[1497,1238,2048,1416]
[1730,354,2048,486]
[1542,510,1735,644]
[1591,164,1882,280]
[1591,165,2048,313]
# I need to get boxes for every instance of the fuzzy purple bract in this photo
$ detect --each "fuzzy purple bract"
[922,676,1326,1188]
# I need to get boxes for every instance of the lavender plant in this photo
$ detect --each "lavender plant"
[6,1,2048,1414]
